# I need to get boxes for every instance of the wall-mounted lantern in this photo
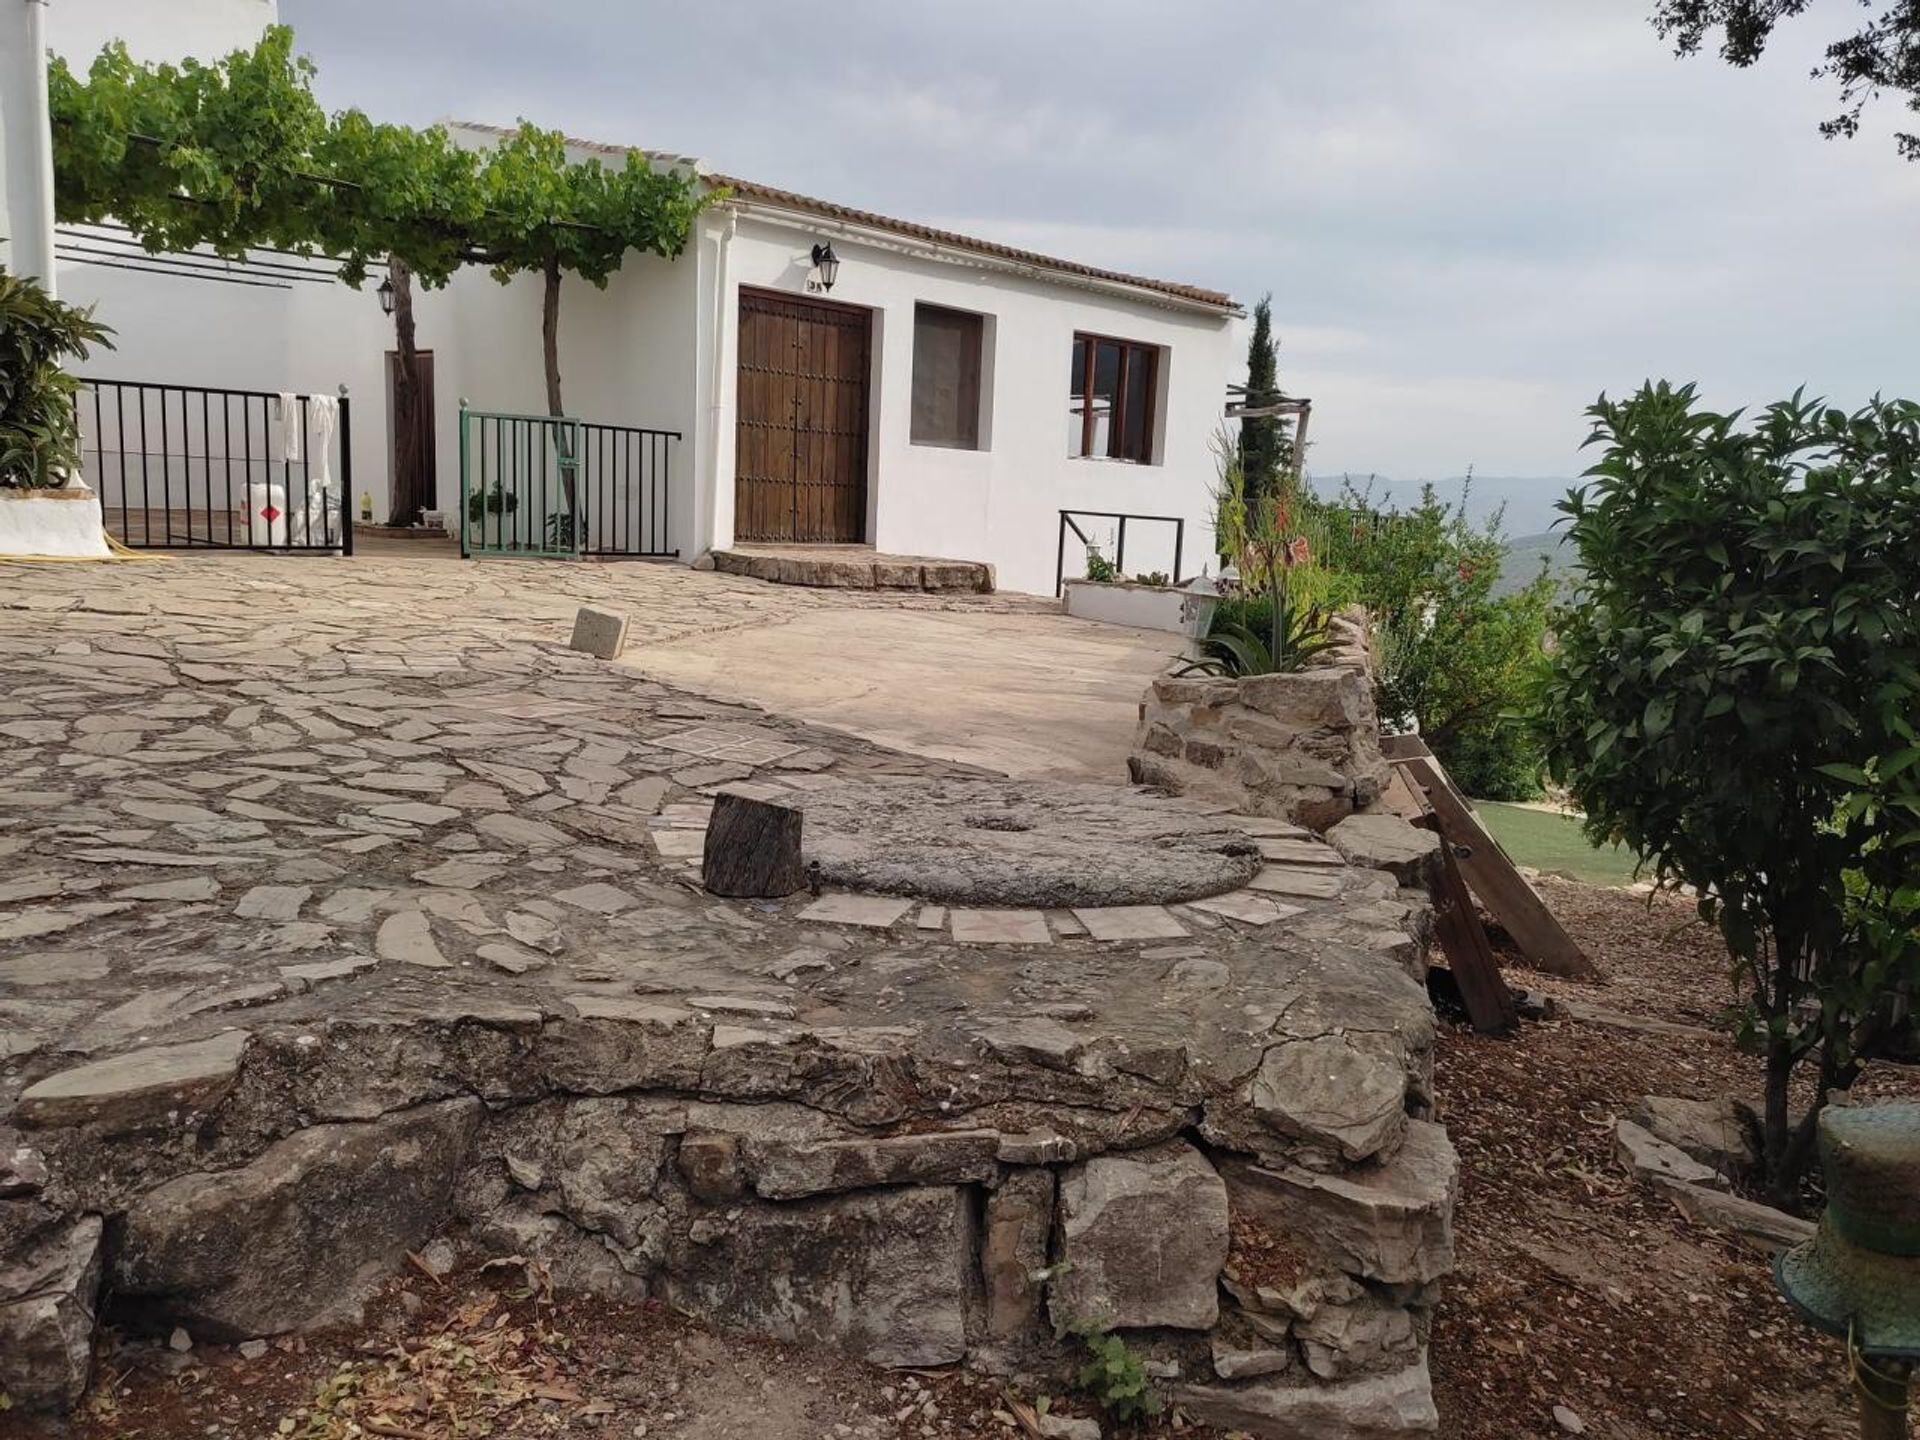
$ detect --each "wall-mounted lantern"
[377,275,396,317]
[808,241,840,294]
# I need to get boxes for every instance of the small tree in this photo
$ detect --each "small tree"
[1311,479,1555,799]
[0,263,113,489]
[1238,294,1289,506]
[1539,382,1920,1203]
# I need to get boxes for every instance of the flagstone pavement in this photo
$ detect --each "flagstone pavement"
[0,550,1425,1114]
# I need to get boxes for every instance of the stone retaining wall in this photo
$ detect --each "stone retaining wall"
[1129,608,1393,830]
[3,951,1456,1437]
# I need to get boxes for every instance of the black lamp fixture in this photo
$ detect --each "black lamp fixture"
[376,275,396,317]
[808,241,840,294]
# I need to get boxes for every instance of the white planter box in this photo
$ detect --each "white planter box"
[1063,578,1216,637]
[0,486,109,558]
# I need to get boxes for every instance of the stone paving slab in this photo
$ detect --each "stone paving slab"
[0,551,1444,1361]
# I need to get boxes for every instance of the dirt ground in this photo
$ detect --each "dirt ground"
[1428,877,1920,1440]
[6,880,1911,1440]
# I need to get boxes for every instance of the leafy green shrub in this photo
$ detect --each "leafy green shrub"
[1539,382,1920,1201]
[1062,1321,1161,1423]
[466,485,519,522]
[1082,549,1117,583]
[0,263,113,489]
[1308,479,1554,800]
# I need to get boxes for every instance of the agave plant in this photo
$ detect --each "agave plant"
[1176,593,1335,677]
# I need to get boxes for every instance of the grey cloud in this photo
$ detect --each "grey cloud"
[282,0,1920,482]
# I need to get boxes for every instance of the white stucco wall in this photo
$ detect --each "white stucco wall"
[699,209,1236,596]
[423,254,703,557]
[33,9,1237,582]
[1,0,58,287]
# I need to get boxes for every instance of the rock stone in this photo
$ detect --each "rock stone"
[1633,1095,1757,1177]
[1250,1034,1410,1163]
[377,909,450,968]
[983,1168,1055,1345]
[667,1185,974,1367]
[1295,1293,1424,1380]
[1050,1140,1229,1332]
[1211,1330,1295,1379]
[1650,1177,1815,1255]
[1176,1358,1438,1437]
[747,1130,1001,1201]
[15,1030,251,1131]
[800,777,1260,908]
[114,1099,481,1338]
[1613,1118,1721,1189]
[0,1213,103,1412]
[1324,814,1440,890]
[1036,1415,1102,1440]
[1220,1122,1457,1286]
[1,1134,50,1198]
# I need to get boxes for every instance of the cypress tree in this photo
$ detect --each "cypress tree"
[1239,294,1283,504]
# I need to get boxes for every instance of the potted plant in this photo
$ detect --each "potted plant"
[0,263,114,557]
[1063,540,1218,635]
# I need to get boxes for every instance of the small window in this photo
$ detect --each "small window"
[1068,333,1158,463]
[911,304,984,449]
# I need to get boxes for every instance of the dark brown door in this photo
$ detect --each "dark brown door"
[735,288,870,543]
[385,349,437,521]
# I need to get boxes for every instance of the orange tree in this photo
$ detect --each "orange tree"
[1539,382,1920,1202]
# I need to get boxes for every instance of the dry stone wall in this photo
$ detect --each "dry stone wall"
[1129,609,1394,830]
[2,936,1457,1436]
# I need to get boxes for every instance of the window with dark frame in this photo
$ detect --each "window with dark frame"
[1067,333,1158,463]
[910,304,985,450]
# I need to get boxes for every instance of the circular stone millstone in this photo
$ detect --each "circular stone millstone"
[797,777,1263,908]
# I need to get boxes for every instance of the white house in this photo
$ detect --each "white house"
[23,0,1244,595]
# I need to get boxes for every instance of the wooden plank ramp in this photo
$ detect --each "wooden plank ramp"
[1383,734,1604,983]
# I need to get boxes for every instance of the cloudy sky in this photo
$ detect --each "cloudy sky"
[283,0,1920,486]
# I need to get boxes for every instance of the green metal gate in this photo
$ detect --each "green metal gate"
[459,402,583,559]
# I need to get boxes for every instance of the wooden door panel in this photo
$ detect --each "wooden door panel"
[735,289,869,543]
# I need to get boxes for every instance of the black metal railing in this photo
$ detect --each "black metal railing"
[78,378,353,554]
[459,402,677,560]
[580,420,678,558]
[1056,508,1186,596]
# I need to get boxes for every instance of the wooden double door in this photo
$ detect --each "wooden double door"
[734,288,871,543]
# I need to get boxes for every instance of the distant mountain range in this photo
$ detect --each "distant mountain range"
[1307,472,1583,540]
[1492,530,1575,597]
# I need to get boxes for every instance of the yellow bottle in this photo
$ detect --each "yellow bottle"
[360,491,373,522]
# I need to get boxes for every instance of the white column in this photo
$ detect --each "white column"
[0,0,57,293]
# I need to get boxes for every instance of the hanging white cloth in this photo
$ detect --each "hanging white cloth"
[292,394,341,548]
[307,394,339,491]
[276,393,303,464]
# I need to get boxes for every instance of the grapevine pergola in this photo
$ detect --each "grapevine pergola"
[47,26,715,524]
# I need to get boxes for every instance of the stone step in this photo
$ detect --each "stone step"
[711,548,994,593]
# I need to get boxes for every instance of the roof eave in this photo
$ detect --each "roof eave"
[715,194,1242,320]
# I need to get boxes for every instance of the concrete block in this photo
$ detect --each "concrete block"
[569,606,629,661]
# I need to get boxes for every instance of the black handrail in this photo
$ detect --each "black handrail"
[79,377,352,554]
[1056,508,1186,596]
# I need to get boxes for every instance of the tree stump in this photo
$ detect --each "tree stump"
[702,793,806,898]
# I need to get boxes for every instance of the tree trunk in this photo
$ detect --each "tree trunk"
[385,257,428,528]
[540,252,579,533]
[541,252,564,420]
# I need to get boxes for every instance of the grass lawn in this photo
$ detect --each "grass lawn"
[1472,800,1644,888]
